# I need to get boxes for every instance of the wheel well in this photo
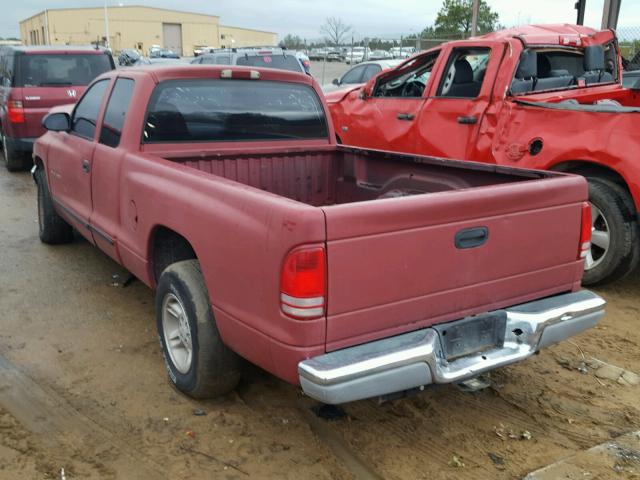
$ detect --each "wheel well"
[551,161,631,197]
[150,227,197,283]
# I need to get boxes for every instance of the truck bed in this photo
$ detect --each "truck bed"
[163,146,542,207]
[161,146,587,351]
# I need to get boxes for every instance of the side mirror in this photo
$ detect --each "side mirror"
[42,112,71,132]
[332,78,339,85]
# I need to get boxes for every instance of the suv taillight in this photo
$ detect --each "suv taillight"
[280,246,326,319]
[8,101,25,124]
[579,202,592,260]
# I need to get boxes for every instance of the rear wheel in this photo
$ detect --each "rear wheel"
[2,133,24,172]
[35,168,74,244]
[156,260,242,398]
[582,178,639,285]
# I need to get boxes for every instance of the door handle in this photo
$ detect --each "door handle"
[455,227,488,249]
[81,159,91,173]
[457,115,478,125]
[397,113,415,121]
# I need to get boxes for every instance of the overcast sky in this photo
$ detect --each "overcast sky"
[2,0,639,40]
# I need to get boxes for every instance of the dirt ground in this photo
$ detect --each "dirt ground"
[0,164,639,480]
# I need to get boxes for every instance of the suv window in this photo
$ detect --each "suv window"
[100,78,134,148]
[437,48,491,98]
[144,79,328,143]
[16,54,112,87]
[71,79,109,140]
[236,54,302,73]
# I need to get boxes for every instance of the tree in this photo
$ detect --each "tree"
[279,34,305,50]
[433,0,499,37]
[319,17,352,46]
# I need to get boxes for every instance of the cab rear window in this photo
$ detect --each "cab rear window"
[15,54,113,87]
[143,79,328,143]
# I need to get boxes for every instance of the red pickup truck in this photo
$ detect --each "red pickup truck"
[327,24,640,286]
[32,64,604,404]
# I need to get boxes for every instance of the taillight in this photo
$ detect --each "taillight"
[8,101,25,124]
[280,246,326,319]
[579,202,592,260]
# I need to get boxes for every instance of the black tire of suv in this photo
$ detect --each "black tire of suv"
[2,133,25,172]
[156,260,242,399]
[582,177,640,286]
[35,168,74,244]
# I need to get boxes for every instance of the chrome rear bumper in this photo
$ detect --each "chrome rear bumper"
[299,290,605,404]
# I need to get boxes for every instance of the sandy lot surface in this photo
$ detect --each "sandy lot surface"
[0,162,639,479]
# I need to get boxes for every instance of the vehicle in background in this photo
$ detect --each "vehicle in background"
[345,47,370,65]
[150,49,180,59]
[326,50,343,62]
[390,46,416,59]
[33,63,604,405]
[623,70,640,89]
[193,45,213,57]
[322,59,402,93]
[0,45,115,171]
[295,50,311,74]
[118,48,142,67]
[308,48,329,61]
[327,24,640,285]
[191,48,306,74]
[369,50,393,61]
[148,45,162,57]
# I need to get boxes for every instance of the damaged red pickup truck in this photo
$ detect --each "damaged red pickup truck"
[32,64,604,404]
[327,25,640,286]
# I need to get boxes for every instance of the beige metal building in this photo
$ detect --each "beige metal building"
[19,6,278,56]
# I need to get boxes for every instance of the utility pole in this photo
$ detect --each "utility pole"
[103,0,111,49]
[471,0,480,37]
[575,0,586,25]
[601,0,622,30]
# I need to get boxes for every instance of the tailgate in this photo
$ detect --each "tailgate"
[322,174,587,350]
[16,86,84,138]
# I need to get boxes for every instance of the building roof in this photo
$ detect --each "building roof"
[20,5,220,23]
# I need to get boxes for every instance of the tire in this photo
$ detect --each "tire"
[582,177,640,285]
[2,133,25,172]
[35,168,74,244]
[156,259,241,399]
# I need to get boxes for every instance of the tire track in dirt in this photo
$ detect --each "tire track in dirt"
[0,353,167,479]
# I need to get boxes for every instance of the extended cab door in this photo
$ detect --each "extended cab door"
[90,77,136,261]
[416,42,505,160]
[46,79,110,241]
[338,50,441,152]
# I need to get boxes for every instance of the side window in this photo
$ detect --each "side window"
[215,55,231,65]
[71,79,109,140]
[341,65,366,84]
[99,78,135,148]
[362,64,382,82]
[437,48,491,98]
[373,50,439,98]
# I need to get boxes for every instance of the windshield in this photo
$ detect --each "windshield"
[144,79,328,143]
[236,55,302,73]
[16,54,113,87]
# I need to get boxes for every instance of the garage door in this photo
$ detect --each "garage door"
[162,23,182,55]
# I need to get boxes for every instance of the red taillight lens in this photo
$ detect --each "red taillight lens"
[579,202,592,260]
[8,101,25,124]
[280,246,326,319]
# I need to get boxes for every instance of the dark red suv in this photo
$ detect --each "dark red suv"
[0,46,115,171]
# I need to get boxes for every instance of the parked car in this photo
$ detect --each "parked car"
[308,48,329,61]
[193,45,213,57]
[118,48,141,67]
[32,63,603,404]
[191,48,306,74]
[326,50,343,62]
[345,47,370,65]
[150,49,180,59]
[623,69,640,89]
[295,50,311,74]
[390,46,416,59]
[0,45,115,171]
[322,59,403,93]
[369,50,393,61]
[327,24,640,286]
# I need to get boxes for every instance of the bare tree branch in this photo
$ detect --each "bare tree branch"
[319,17,352,46]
